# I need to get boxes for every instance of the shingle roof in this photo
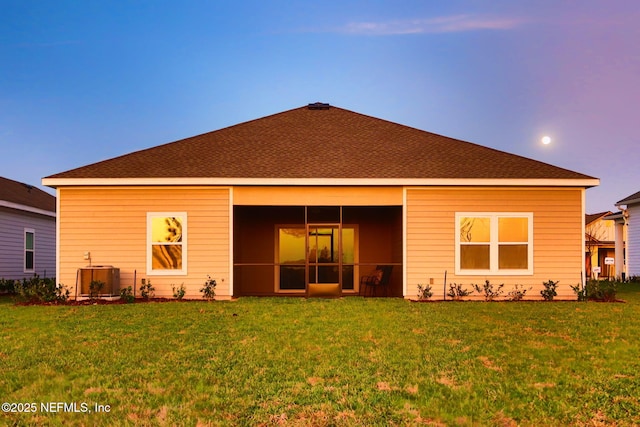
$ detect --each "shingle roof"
[616,190,640,206]
[46,105,596,181]
[585,211,613,226]
[0,177,56,212]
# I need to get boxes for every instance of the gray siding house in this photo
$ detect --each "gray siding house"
[616,190,640,278]
[0,177,56,280]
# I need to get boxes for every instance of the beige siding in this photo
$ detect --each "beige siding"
[406,187,584,300]
[234,186,402,206]
[58,187,231,298]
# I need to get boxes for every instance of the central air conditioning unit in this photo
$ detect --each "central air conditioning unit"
[78,266,120,297]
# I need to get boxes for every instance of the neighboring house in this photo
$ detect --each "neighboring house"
[0,176,56,280]
[614,191,640,278]
[43,103,599,299]
[602,210,628,280]
[585,211,620,279]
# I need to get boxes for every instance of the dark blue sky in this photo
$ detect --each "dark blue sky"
[2,1,639,212]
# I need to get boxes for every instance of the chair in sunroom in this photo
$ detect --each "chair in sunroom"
[360,265,393,297]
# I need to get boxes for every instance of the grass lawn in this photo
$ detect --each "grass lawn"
[1,284,640,426]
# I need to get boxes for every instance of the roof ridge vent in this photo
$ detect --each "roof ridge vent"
[307,102,330,110]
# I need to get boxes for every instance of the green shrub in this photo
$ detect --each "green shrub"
[447,283,473,300]
[14,276,69,303]
[507,284,531,301]
[172,283,186,300]
[416,283,433,300]
[473,280,504,301]
[585,280,618,302]
[540,279,558,301]
[89,280,105,301]
[570,284,587,301]
[0,278,16,294]
[120,286,135,303]
[200,275,217,300]
[140,280,155,300]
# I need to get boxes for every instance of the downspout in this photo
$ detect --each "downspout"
[581,189,587,294]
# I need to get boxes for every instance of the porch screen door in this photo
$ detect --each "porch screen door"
[308,226,340,286]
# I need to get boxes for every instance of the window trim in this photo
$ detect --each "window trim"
[455,212,533,276]
[147,212,188,276]
[24,228,35,273]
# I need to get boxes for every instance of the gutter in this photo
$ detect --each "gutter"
[42,177,601,189]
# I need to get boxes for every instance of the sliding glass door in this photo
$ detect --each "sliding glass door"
[276,224,356,293]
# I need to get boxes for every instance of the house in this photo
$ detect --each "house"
[0,177,56,280]
[614,191,640,278]
[42,103,599,299]
[585,211,621,280]
[601,210,628,280]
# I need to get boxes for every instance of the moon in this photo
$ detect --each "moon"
[541,136,552,145]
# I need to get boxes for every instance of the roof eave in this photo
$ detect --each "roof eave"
[0,200,56,217]
[42,177,600,188]
[603,212,624,221]
[616,198,640,207]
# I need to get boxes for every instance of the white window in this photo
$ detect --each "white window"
[24,228,35,273]
[147,213,187,275]
[455,213,533,275]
